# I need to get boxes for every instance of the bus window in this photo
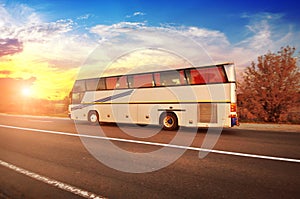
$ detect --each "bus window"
[186,67,227,84]
[115,76,128,89]
[186,69,205,84]
[86,78,98,91]
[201,67,227,83]
[179,70,187,84]
[106,77,118,90]
[72,92,84,104]
[154,73,161,86]
[73,80,86,92]
[128,74,153,88]
[160,70,186,86]
[97,78,106,90]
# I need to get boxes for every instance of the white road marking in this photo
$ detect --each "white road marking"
[0,124,300,163]
[0,160,106,199]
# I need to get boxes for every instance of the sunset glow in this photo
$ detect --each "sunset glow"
[0,53,80,100]
[21,87,32,97]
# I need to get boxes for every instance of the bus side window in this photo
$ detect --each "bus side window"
[86,78,98,91]
[128,74,153,88]
[97,78,106,90]
[115,76,128,89]
[106,77,118,90]
[186,69,205,84]
[73,80,86,92]
[154,73,161,86]
[72,92,84,104]
[200,67,227,83]
[179,70,187,85]
[160,71,186,86]
[186,67,227,85]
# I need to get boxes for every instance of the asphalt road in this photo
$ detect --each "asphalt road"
[0,114,300,199]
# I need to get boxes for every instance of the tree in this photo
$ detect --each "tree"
[240,46,300,122]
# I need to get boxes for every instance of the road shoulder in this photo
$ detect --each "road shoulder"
[236,123,300,133]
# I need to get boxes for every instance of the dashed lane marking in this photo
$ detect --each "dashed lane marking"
[0,124,300,163]
[0,160,106,199]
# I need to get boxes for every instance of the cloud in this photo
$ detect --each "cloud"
[133,12,145,16]
[239,21,272,50]
[81,23,230,79]
[0,4,94,63]
[0,38,23,57]
[90,22,228,52]
[126,11,146,18]
[77,14,91,20]
[237,12,299,51]
[90,22,146,41]
[0,70,11,75]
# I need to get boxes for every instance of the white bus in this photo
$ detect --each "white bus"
[69,63,238,130]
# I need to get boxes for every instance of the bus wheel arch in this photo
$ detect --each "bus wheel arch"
[88,110,99,124]
[160,112,179,131]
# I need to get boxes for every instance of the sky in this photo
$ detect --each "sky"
[0,0,299,100]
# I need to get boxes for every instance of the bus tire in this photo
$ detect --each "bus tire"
[161,112,179,131]
[88,111,99,125]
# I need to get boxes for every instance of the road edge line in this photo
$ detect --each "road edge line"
[0,124,299,163]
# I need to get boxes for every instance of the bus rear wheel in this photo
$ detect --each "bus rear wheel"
[88,111,99,125]
[161,112,178,131]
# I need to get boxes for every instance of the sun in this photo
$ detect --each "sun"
[22,87,32,97]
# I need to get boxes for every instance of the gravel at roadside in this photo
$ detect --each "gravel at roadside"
[235,123,300,133]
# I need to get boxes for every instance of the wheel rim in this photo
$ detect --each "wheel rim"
[90,113,98,123]
[163,115,174,128]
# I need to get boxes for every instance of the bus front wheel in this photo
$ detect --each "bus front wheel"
[161,112,178,131]
[88,111,99,125]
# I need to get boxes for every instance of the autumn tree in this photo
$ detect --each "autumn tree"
[240,46,300,122]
